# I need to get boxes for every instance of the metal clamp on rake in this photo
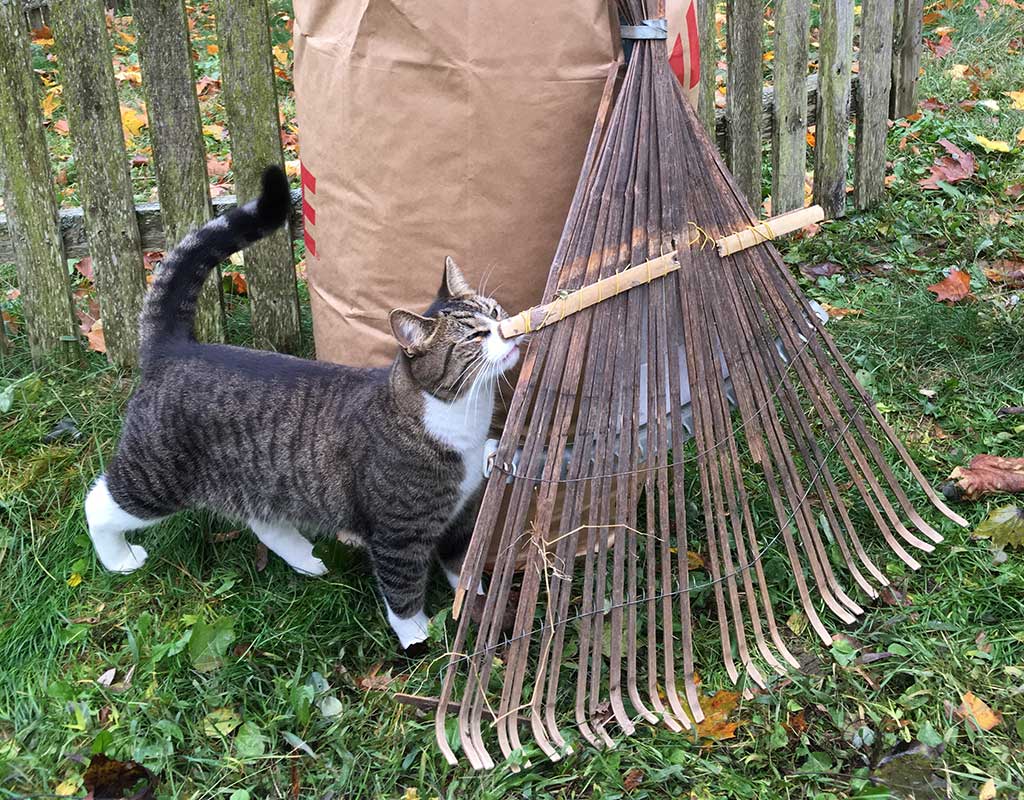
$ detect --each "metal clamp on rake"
[620,17,668,39]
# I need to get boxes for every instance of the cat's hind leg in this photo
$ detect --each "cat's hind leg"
[249,519,327,576]
[85,476,163,573]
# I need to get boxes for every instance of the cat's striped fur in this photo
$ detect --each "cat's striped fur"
[85,165,520,649]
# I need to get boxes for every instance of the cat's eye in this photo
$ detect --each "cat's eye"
[467,330,488,341]
[490,306,500,319]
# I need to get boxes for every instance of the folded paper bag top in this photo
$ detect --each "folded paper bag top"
[292,0,619,370]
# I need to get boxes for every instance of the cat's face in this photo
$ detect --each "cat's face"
[389,257,521,401]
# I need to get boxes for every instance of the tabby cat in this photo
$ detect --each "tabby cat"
[85,166,520,649]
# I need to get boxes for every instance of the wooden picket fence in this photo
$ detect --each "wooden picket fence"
[0,0,923,369]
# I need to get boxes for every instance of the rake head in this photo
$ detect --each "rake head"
[432,0,967,770]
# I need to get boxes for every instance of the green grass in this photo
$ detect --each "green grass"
[3,1,1024,798]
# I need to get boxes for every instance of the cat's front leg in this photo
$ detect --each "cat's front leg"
[369,534,433,650]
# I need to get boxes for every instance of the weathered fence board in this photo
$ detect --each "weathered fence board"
[0,190,304,263]
[212,0,300,354]
[695,0,717,135]
[891,0,924,118]
[0,0,78,364]
[136,0,225,343]
[813,0,855,218]
[770,0,810,214]
[855,0,896,209]
[52,0,147,368]
[725,0,764,205]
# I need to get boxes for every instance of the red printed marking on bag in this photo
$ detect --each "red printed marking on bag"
[300,162,317,257]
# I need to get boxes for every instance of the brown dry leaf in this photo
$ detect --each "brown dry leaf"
[355,663,399,691]
[784,710,809,736]
[85,319,106,354]
[926,34,954,58]
[695,690,742,740]
[920,96,949,112]
[919,139,975,189]
[254,542,269,572]
[202,123,226,141]
[820,303,864,318]
[206,43,219,55]
[623,769,644,793]
[922,11,943,23]
[74,257,95,282]
[196,76,221,98]
[983,260,1024,287]
[927,269,972,303]
[1006,184,1024,199]
[83,754,156,800]
[223,271,248,295]
[945,455,1024,500]
[955,692,1002,731]
[31,24,53,42]
[207,155,231,177]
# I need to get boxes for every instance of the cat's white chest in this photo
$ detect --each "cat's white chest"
[422,384,494,518]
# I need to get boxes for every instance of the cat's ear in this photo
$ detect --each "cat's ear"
[439,256,472,299]
[389,309,438,354]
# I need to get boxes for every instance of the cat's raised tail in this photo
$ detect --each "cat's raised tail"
[138,164,291,355]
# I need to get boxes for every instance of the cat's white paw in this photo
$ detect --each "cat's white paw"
[104,543,149,574]
[290,556,328,577]
[386,605,430,649]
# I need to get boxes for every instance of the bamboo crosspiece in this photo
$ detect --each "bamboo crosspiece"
[430,0,966,770]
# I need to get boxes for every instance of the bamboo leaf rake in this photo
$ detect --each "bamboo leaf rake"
[428,0,967,770]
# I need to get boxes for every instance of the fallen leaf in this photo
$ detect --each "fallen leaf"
[142,251,163,270]
[53,119,69,136]
[872,741,946,798]
[31,24,53,42]
[40,86,60,118]
[131,154,149,168]
[922,11,943,24]
[254,542,269,572]
[973,506,1024,549]
[223,271,248,295]
[196,76,221,98]
[207,155,231,177]
[944,456,1024,500]
[119,105,148,141]
[96,668,116,687]
[920,97,949,112]
[787,610,808,635]
[203,707,242,738]
[784,710,809,736]
[188,617,236,672]
[82,754,156,800]
[355,663,399,691]
[55,779,79,797]
[979,778,996,800]
[284,159,301,178]
[623,769,644,793]
[983,260,1024,287]
[1006,90,1024,111]
[927,269,972,303]
[806,130,816,147]
[206,43,219,56]
[687,550,704,570]
[202,123,225,141]
[801,261,843,278]
[879,585,912,607]
[919,138,976,189]
[1006,184,1024,199]
[67,573,83,588]
[976,0,991,16]
[926,34,954,58]
[114,63,142,85]
[2,310,19,335]
[971,134,1011,153]
[820,303,864,318]
[85,319,106,354]
[695,690,743,740]
[956,692,1002,731]
[273,44,290,65]
[74,256,94,282]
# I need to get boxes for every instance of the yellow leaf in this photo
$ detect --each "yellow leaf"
[1005,90,1024,110]
[973,135,1011,153]
[956,691,1002,731]
[206,43,219,55]
[979,778,997,800]
[949,63,969,79]
[933,25,956,34]
[40,86,60,118]
[202,123,225,141]
[273,44,289,66]
[120,105,148,141]
[55,780,79,797]
[762,50,774,62]
[695,690,743,740]
[67,573,82,588]
[284,158,301,178]
[403,790,420,800]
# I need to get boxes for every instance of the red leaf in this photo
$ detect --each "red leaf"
[927,269,972,303]
[918,138,975,190]
[919,97,949,112]
[1006,184,1024,199]
[75,256,95,282]
[623,769,644,793]
[206,155,231,177]
[131,154,149,167]
[53,119,69,135]
[223,271,248,295]
[195,76,221,98]
[85,320,106,353]
[925,34,954,58]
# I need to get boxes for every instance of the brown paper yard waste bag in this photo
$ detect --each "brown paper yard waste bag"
[292,0,618,373]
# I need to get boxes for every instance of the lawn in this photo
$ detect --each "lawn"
[2,1,1024,799]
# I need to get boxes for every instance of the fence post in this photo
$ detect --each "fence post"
[812,0,854,218]
[854,0,895,209]
[725,0,763,207]
[51,0,147,367]
[0,0,79,365]
[890,0,923,118]
[770,0,810,214]
[135,0,225,343]
[211,0,300,354]
[695,0,717,136]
